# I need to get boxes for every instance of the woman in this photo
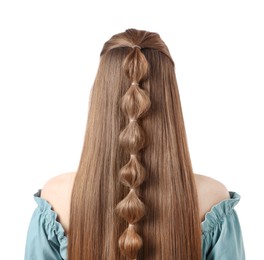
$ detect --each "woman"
[25,29,245,260]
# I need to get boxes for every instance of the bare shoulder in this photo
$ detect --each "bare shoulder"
[41,171,76,202]
[194,173,230,222]
[40,171,76,233]
[39,172,229,228]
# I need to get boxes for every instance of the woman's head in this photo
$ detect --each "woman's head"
[68,29,201,260]
[100,29,173,64]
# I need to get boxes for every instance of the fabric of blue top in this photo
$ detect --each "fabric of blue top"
[24,191,245,260]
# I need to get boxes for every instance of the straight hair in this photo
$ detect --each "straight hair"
[68,29,201,260]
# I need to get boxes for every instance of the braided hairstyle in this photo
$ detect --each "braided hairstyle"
[114,44,150,259]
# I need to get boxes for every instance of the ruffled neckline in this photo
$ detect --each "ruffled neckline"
[201,191,241,234]
[34,190,241,238]
[34,190,68,259]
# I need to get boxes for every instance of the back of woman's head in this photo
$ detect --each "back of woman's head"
[68,29,201,260]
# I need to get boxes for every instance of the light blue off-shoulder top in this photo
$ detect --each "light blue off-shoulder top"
[24,191,245,260]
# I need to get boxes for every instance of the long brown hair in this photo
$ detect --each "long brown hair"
[68,29,201,260]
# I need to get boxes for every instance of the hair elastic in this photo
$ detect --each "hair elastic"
[131,82,139,86]
[131,45,141,49]
[129,188,136,195]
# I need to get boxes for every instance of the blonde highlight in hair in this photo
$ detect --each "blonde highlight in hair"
[68,29,201,260]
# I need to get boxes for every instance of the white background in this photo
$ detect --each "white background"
[0,0,263,259]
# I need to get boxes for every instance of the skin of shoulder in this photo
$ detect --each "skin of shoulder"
[40,171,76,234]
[194,173,230,222]
[40,172,230,232]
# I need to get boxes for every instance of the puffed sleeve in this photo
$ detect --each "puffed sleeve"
[24,190,68,260]
[202,192,246,260]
